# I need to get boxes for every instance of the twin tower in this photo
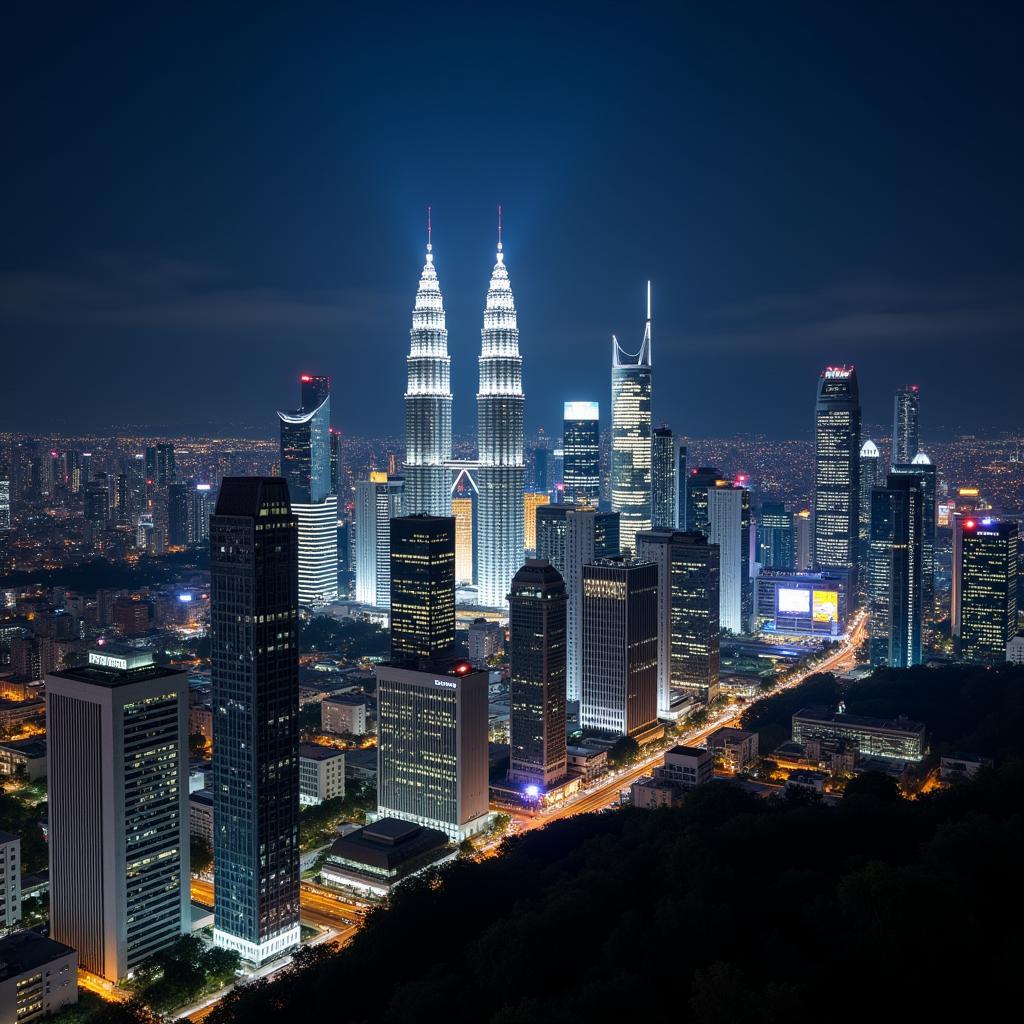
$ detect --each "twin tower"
[403,221,524,608]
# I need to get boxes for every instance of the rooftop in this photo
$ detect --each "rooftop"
[0,829,18,844]
[793,707,926,735]
[323,693,368,707]
[47,660,184,690]
[299,742,345,762]
[665,744,710,759]
[328,817,449,871]
[0,930,75,982]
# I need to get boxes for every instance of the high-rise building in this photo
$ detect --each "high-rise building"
[580,557,658,739]
[651,425,677,529]
[210,478,300,963]
[674,440,688,529]
[562,401,600,506]
[404,225,453,517]
[190,483,213,545]
[329,428,341,496]
[958,517,1019,664]
[508,559,568,790]
[83,479,110,532]
[686,467,723,537]
[793,508,812,570]
[858,439,882,573]
[451,496,474,585]
[376,660,490,841]
[46,647,189,981]
[611,283,653,554]
[891,453,937,610]
[355,473,403,608]
[708,484,752,634]
[868,475,923,668]
[278,374,337,606]
[167,482,190,547]
[523,491,550,553]
[389,515,455,664]
[757,502,793,570]
[892,384,920,469]
[814,366,861,592]
[0,479,9,531]
[0,830,21,933]
[476,223,525,607]
[144,444,176,488]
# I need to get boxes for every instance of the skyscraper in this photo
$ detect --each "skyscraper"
[376,660,490,841]
[355,473,403,607]
[144,444,176,488]
[892,384,921,469]
[793,509,812,571]
[47,647,189,981]
[190,483,213,545]
[476,219,525,607]
[404,222,453,517]
[891,453,937,610]
[708,484,751,634]
[686,467,723,537]
[635,529,720,706]
[651,425,677,529]
[523,491,550,553]
[858,439,881,572]
[674,439,688,529]
[167,482,189,547]
[757,502,793,570]
[868,475,923,668]
[278,374,338,606]
[451,495,474,585]
[580,556,658,740]
[611,283,653,554]
[958,517,1019,664]
[389,515,455,664]
[814,366,861,592]
[0,479,9,531]
[562,401,600,506]
[508,559,568,790]
[210,478,300,963]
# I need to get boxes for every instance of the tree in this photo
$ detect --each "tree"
[189,731,209,758]
[607,736,640,767]
[190,836,213,874]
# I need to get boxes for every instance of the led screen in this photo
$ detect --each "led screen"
[813,589,839,623]
[777,587,810,614]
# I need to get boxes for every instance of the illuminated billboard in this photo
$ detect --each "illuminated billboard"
[564,401,599,421]
[777,587,810,614]
[812,589,839,623]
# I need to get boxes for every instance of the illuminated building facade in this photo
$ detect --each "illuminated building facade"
[651,425,677,529]
[858,439,881,577]
[580,557,658,739]
[959,517,1019,664]
[355,473,403,608]
[389,515,455,664]
[686,467,723,537]
[210,478,300,964]
[144,444,176,488]
[376,661,490,841]
[757,502,793,570]
[891,453,936,609]
[508,559,568,789]
[611,284,653,554]
[167,482,189,547]
[892,384,920,468]
[793,509,812,570]
[868,475,923,668]
[190,483,213,545]
[814,366,861,591]
[451,496,474,585]
[523,491,550,553]
[562,401,600,506]
[755,570,846,637]
[404,230,453,517]
[707,484,751,634]
[476,226,525,607]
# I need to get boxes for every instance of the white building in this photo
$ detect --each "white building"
[189,790,214,846]
[0,931,77,1022]
[355,474,403,607]
[299,744,346,806]
[292,494,339,606]
[0,831,20,934]
[468,618,503,668]
[1006,634,1024,664]
[708,486,746,633]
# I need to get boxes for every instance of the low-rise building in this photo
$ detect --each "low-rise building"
[321,818,455,897]
[706,727,759,772]
[188,703,213,748]
[468,618,503,668]
[0,699,44,733]
[1006,634,1024,664]
[321,694,368,737]
[630,776,686,808]
[299,743,346,806]
[566,745,609,783]
[0,930,77,1022]
[785,769,827,794]
[940,753,994,782]
[655,745,714,789]
[0,832,21,933]
[188,790,214,847]
[792,707,927,763]
[0,739,47,781]
[344,746,378,784]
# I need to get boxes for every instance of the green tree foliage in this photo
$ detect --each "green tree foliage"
[299,782,376,850]
[190,836,213,874]
[606,735,640,767]
[124,935,240,1013]
[0,792,47,872]
[300,616,389,658]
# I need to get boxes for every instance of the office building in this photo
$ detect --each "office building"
[389,515,455,663]
[755,570,847,637]
[892,384,921,468]
[868,475,923,668]
[451,496,474,584]
[636,530,721,709]
[46,647,189,981]
[523,491,550,552]
[0,931,77,1022]
[958,517,1019,664]
[562,401,600,506]
[793,509,812,571]
[476,226,525,608]
[321,694,368,736]
[376,661,490,841]
[0,480,11,532]
[858,439,881,574]
[686,467,723,536]
[83,479,110,530]
[468,618,503,668]
[611,284,653,554]
[814,366,861,591]
[508,560,568,790]
[757,502,793,570]
[210,478,300,964]
[655,744,714,789]
[355,473,403,607]
[404,227,453,517]
[298,743,346,806]
[707,484,751,634]
[189,790,214,846]
[190,483,213,545]
[0,832,20,933]
[580,557,658,739]
[145,444,176,487]
[279,374,338,606]
[792,707,926,762]
[167,482,190,547]
[651,425,677,529]
[891,453,937,609]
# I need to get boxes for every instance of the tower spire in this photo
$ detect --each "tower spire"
[497,203,503,252]
[427,205,432,253]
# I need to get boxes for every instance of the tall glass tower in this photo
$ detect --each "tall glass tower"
[611,283,653,554]
[892,384,920,469]
[814,366,861,591]
[651,425,676,529]
[404,222,453,516]
[476,219,525,607]
[562,401,600,506]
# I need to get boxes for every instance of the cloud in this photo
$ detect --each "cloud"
[0,251,392,332]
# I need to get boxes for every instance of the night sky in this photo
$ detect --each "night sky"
[3,4,1022,440]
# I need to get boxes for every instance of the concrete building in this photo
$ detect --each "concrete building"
[321,694,368,736]
[706,727,759,772]
[0,931,77,1022]
[46,647,190,981]
[0,832,20,934]
[299,743,346,806]
[707,484,751,634]
[1007,634,1024,664]
[940,753,993,782]
[566,745,608,783]
[189,790,214,847]
[630,776,685,808]
[355,473,404,608]
[655,744,714,789]
[468,618,503,668]
[0,739,46,782]
[792,707,926,762]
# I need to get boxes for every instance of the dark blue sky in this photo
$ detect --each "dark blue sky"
[3,3,1022,440]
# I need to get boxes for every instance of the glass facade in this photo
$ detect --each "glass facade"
[960,518,1019,664]
[562,402,600,506]
[892,384,920,468]
[651,425,676,529]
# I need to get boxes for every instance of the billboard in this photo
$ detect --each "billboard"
[564,401,599,421]
[812,589,839,623]
[777,587,811,614]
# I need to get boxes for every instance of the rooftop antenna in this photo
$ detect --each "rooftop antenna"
[646,280,651,323]
[427,205,432,253]
[497,203,502,251]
